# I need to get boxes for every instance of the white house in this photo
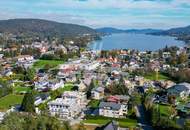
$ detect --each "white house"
[0,112,5,123]
[99,102,128,118]
[48,80,64,91]
[17,55,34,63]
[34,94,51,106]
[91,87,104,100]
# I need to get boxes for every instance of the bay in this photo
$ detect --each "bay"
[88,33,184,51]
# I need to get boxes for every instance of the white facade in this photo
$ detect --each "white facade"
[91,87,104,100]
[99,102,128,118]
[48,91,87,119]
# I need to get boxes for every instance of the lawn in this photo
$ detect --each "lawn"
[144,72,171,81]
[0,94,24,110]
[83,119,110,125]
[32,60,64,69]
[13,85,32,94]
[154,104,171,117]
[88,100,100,108]
[83,116,137,128]
[58,83,74,93]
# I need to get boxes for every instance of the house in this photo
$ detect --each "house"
[84,61,100,71]
[162,52,171,59]
[34,81,49,91]
[48,98,80,119]
[107,95,130,104]
[48,80,64,91]
[167,83,190,99]
[48,91,87,119]
[91,87,104,100]
[0,112,5,123]
[78,80,87,92]
[62,91,87,107]
[2,69,13,77]
[16,55,34,63]
[99,101,128,118]
[34,93,51,106]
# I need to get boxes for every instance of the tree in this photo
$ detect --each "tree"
[0,113,67,130]
[0,113,24,130]
[109,77,128,95]
[21,91,35,112]
[184,119,190,130]
[178,52,188,64]
[25,68,35,81]
[76,123,86,130]
[62,121,72,130]
[87,79,96,99]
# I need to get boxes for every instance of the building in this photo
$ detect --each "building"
[34,93,51,106]
[167,83,190,99]
[0,112,5,123]
[91,87,104,100]
[16,55,34,63]
[99,102,128,118]
[48,91,87,119]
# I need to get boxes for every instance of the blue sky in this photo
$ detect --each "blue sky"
[0,0,190,29]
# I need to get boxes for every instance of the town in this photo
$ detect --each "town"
[0,31,190,130]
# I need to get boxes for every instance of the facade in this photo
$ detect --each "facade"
[91,87,104,100]
[99,102,128,118]
[48,91,87,119]
[167,83,190,99]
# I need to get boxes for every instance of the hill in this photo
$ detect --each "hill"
[0,19,97,38]
[151,25,190,43]
[96,27,163,34]
[96,27,125,34]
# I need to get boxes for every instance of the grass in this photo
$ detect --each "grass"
[13,85,32,94]
[32,60,64,69]
[58,83,74,93]
[88,100,100,108]
[144,72,171,81]
[83,116,137,128]
[83,119,110,125]
[154,104,171,117]
[0,94,24,110]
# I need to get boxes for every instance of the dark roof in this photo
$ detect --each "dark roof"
[167,84,189,93]
[99,102,121,110]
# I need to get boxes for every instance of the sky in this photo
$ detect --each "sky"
[0,0,190,29]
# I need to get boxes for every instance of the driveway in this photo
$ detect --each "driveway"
[135,105,153,130]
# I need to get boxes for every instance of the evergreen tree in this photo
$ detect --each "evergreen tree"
[21,91,35,112]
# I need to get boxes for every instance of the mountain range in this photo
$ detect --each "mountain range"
[0,19,189,43]
[0,19,97,38]
[96,27,163,34]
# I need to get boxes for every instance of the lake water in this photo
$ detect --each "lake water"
[88,33,184,51]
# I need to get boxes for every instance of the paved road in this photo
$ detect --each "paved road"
[135,105,153,130]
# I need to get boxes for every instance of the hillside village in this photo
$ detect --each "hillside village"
[1,32,190,130]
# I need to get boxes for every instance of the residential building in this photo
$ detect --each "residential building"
[91,87,104,100]
[99,102,128,118]
[48,91,87,119]
[167,82,190,99]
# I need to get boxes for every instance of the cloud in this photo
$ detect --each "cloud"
[0,0,189,29]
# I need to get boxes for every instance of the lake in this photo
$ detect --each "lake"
[88,33,184,51]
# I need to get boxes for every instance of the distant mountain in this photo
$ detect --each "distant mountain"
[0,19,97,38]
[125,29,163,34]
[96,27,163,34]
[151,25,190,43]
[96,27,125,34]
[151,25,190,36]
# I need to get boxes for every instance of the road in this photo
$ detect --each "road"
[135,105,153,130]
